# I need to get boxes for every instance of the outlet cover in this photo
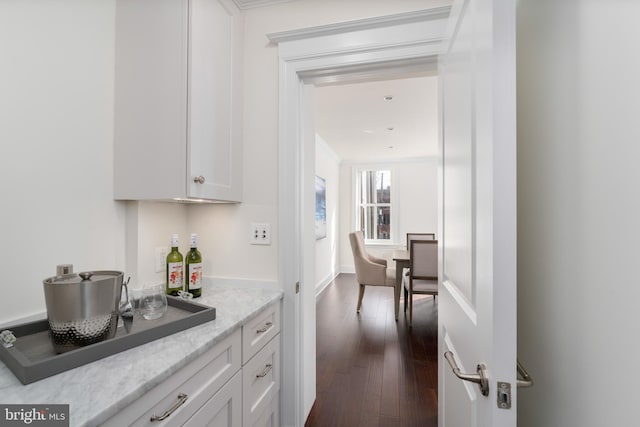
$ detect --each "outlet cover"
[250,223,271,245]
[155,246,169,273]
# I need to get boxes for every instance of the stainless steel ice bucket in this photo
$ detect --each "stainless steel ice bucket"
[43,271,123,353]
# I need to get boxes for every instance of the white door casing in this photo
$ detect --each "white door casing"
[438,0,517,426]
[268,8,450,426]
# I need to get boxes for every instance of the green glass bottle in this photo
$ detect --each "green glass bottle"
[185,233,203,298]
[166,234,183,296]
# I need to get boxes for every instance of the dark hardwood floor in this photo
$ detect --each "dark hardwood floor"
[305,273,438,427]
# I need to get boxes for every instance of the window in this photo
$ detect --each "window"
[355,168,394,243]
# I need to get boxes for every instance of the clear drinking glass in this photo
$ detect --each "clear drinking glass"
[140,284,168,320]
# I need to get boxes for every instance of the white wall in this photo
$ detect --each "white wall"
[517,1,640,425]
[314,136,340,295]
[0,1,126,323]
[126,202,188,289]
[339,158,438,271]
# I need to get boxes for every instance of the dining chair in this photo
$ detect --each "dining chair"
[406,232,436,250]
[349,231,400,320]
[403,239,438,327]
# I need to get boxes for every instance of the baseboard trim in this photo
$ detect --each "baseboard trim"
[340,265,355,274]
[315,271,339,298]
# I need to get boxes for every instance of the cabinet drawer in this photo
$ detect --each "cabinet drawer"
[242,302,280,364]
[249,391,279,427]
[243,334,280,427]
[183,370,242,427]
[102,328,241,426]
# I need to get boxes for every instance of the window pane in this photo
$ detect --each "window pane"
[361,206,391,240]
[360,206,373,240]
[376,170,391,203]
[356,168,392,241]
[361,171,377,204]
[376,206,391,239]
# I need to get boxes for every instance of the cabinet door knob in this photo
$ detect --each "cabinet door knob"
[193,176,206,184]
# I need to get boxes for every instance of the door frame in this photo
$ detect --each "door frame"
[268,7,451,426]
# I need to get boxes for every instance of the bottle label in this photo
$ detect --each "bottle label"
[168,262,183,289]
[189,263,203,290]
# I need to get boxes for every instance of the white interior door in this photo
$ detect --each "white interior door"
[438,0,517,426]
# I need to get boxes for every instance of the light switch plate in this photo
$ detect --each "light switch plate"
[155,246,169,272]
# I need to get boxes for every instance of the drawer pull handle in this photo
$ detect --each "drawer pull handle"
[150,393,188,422]
[256,322,273,334]
[256,364,273,378]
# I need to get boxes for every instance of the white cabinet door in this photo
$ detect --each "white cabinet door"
[114,0,242,202]
[249,393,279,427]
[183,371,242,427]
[438,0,517,426]
[187,0,243,202]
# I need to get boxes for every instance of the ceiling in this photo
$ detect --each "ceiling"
[314,75,439,163]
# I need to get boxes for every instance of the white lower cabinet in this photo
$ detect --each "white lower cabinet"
[250,393,279,427]
[101,329,241,427]
[183,371,242,427]
[100,302,280,427]
[242,335,280,427]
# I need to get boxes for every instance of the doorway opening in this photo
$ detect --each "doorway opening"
[305,71,440,426]
[267,8,449,426]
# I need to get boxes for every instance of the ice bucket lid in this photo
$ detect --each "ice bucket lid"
[44,270,124,285]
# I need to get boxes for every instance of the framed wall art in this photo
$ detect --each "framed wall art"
[315,175,327,240]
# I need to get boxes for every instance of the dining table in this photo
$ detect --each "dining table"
[392,249,410,289]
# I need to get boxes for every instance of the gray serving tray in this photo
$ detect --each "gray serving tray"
[0,296,216,385]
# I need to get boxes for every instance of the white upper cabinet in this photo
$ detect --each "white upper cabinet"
[114,0,243,202]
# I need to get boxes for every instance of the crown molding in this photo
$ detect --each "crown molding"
[267,6,451,44]
[231,0,299,10]
[342,156,438,166]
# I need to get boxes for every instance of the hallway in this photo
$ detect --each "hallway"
[305,273,438,427]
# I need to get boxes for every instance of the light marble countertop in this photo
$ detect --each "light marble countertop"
[0,283,283,427]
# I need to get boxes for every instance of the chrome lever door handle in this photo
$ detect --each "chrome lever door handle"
[517,359,534,388]
[444,351,490,396]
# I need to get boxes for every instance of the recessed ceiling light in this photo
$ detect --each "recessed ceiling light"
[384,95,393,101]
[363,130,374,134]
[388,146,394,149]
